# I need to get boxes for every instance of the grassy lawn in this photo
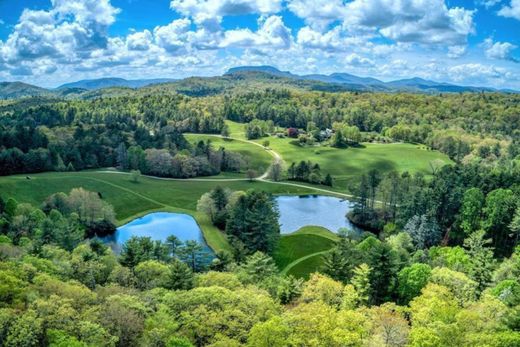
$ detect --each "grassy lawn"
[225,120,247,140]
[259,136,451,188]
[0,123,452,276]
[0,171,317,253]
[290,225,339,241]
[185,134,272,174]
[273,226,337,274]
[222,120,452,190]
[286,252,328,279]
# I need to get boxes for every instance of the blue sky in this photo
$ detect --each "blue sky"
[0,0,519,88]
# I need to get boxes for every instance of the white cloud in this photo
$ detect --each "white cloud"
[483,38,518,62]
[126,30,153,51]
[288,0,475,46]
[499,0,520,20]
[153,18,192,53]
[220,16,291,49]
[448,45,467,58]
[347,0,475,45]
[478,0,501,8]
[51,0,119,27]
[345,53,375,67]
[287,0,347,31]
[170,0,282,30]
[1,0,120,66]
[296,26,369,52]
[448,63,511,82]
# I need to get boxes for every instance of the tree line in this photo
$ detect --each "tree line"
[0,188,519,346]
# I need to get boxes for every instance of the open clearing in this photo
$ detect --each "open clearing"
[0,171,316,253]
[273,226,338,277]
[185,134,273,174]
[204,121,453,190]
[0,122,452,276]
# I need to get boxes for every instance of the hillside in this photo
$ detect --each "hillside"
[58,77,176,90]
[0,81,52,99]
[2,66,516,99]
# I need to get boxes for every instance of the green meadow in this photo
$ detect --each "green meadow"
[185,134,273,174]
[273,226,338,278]
[0,121,452,277]
[0,171,316,253]
[264,138,449,184]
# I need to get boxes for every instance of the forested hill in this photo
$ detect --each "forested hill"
[1,66,517,99]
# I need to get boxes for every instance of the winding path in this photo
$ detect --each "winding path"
[280,250,332,275]
[98,134,360,200]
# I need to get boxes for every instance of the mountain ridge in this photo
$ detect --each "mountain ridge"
[0,66,516,99]
[58,77,177,90]
[224,66,500,93]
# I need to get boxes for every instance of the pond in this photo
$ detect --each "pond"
[275,195,363,234]
[101,212,214,259]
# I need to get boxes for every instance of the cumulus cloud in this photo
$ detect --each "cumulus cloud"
[126,30,153,51]
[345,53,375,67]
[498,0,520,20]
[170,0,282,30]
[347,0,475,45]
[1,0,119,66]
[448,63,511,82]
[296,26,369,51]
[448,45,467,58]
[483,38,518,62]
[154,18,192,53]
[288,0,475,46]
[287,0,347,31]
[220,16,291,49]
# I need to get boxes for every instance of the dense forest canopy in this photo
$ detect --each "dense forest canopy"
[1,79,520,346]
[1,85,518,177]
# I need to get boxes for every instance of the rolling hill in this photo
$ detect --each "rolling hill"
[0,82,52,99]
[1,66,516,99]
[58,77,176,90]
[225,66,501,93]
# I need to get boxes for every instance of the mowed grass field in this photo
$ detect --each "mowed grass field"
[286,252,328,279]
[259,136,452,188]
[0,171,316,253]
[221,120,453,189]
[185,134,273,174]
[273,226,338,278]
[1,122,451,277]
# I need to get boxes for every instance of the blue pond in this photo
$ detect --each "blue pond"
[103,196,361,255]
[102,212,213,257]
[275,195,362,234]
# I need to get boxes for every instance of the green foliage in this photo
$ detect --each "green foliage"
[350,263,371,306]
[460,187,485,236]
[226,190,280,255]
[398,263,432,304]
[482,189,518,255]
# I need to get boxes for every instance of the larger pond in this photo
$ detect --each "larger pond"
[102,212,214,259]
[102,195,361,256]
[275,195,363,234]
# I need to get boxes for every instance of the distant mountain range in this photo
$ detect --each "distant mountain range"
[0,66,517,99]
[57,77,177,90]
[226,66,507,93]
[0,82,52,99]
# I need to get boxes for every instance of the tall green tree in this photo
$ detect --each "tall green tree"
[482,189,517,255]
[368,242,399,304]
[226,190,280,254]
[460,188,485,236]
[464,230,495,294]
